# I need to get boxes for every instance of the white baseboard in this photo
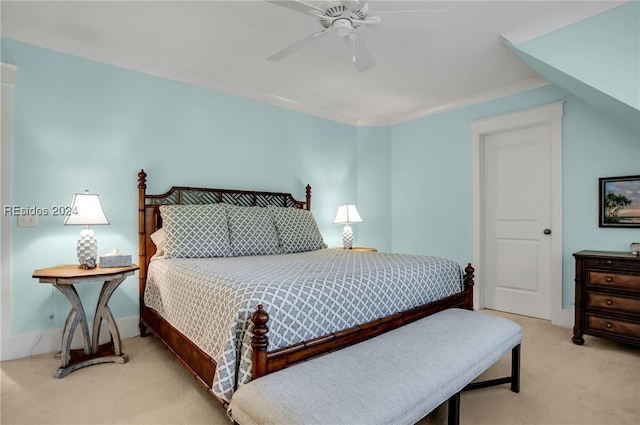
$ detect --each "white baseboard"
[474,305,575,329]
[552,308,575,329]
[1,316,140,361]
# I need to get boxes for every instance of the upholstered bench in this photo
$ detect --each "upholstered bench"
[229,308,522,425]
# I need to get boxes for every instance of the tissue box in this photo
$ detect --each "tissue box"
[99,254,132,268]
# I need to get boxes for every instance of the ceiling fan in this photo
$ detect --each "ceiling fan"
[265,0,447,72]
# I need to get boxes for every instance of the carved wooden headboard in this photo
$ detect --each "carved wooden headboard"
[136,169,311,307]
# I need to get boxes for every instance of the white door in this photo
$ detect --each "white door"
[482,124,552,319]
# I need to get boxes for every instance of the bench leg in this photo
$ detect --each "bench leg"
[511,343,520,393]
[463,343,521,393]
[447,392,460,425]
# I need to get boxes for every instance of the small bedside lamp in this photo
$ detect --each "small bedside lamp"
[64,190,109,267]
[333,204,363,249]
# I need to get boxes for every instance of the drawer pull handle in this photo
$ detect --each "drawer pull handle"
[605,260,613,264]
[605,323,613,329]
[605,299,613,306]
[605,277,613,283]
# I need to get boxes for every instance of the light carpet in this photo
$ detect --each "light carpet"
[2,310,638,425]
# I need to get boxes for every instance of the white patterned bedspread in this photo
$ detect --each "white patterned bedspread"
[144,249,464,403]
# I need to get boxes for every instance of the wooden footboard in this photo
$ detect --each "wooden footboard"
[252,266,474,378]
[141,278,473,406]
[137,169,474,406]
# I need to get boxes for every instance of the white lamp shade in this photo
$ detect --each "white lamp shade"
[63,191,110,226]
[333,204,363,225]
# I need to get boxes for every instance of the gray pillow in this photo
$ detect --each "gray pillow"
[227,205,281,256]
[268,206,327,254]
[160,204,230,258]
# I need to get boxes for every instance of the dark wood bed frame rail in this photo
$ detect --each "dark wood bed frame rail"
[137,169,474,405]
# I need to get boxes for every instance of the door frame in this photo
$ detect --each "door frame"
[1,63,16,360]
[470,101,571,326]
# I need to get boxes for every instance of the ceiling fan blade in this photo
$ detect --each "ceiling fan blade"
[374,9,449,15]
[264,1,324,15]
[344,1,361,11]
[352,34,375,72]
[370,10,450,32]
[353,16,381,26]
[267,30,328,61]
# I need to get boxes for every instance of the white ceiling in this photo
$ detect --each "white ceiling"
[0,1,623,125]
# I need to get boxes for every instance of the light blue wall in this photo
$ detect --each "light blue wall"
[506,1,640,130]
[515,1,639,110]
[389,110,473,265]
[2,38,356,334]
[4,0,640,338]
[356,125,392,252]
[385,84,640,309]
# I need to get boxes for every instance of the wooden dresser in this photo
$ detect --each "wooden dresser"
[572,250,640,346]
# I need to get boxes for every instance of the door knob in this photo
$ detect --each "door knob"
[543,229,552,235]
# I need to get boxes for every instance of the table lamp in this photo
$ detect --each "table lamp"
[333,204,363,249]
[64,190,109,268]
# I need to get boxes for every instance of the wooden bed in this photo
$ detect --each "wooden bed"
[137,169,475,406]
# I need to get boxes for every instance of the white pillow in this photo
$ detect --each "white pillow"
[150,227,166,258]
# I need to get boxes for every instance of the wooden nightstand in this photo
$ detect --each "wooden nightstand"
[32,264,139,377]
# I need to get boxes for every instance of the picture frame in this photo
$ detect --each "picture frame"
[599,175,640,228]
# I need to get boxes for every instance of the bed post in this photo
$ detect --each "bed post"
[138,169,148,336]
[305,184,312,210]
[251,305,270,379]
[464,263,475,310]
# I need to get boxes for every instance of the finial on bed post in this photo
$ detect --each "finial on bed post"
[138,169,147,189]
[464,263,474,286]
[305,184,312,211]
[463,263,475,310]
[251,304,269,379]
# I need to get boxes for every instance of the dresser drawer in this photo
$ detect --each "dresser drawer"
[574,251,640,346]
[587,292,640,314]
[586,314,640,339]
[583,256,639,270]
[587,271,640,293]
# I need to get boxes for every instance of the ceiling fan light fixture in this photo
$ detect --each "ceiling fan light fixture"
[333,19,353,37]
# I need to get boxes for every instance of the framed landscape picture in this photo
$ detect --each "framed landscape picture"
[599,175,640,228]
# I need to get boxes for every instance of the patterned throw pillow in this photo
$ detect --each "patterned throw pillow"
[227,205,281,256]
[268,206,327,254]
[160,204,230,258]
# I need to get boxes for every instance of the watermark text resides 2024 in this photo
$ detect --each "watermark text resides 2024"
[3,205,77,216]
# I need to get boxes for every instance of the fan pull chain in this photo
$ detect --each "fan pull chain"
[352,37,356,64]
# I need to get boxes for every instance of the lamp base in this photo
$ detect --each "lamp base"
[77,228,98,265]
[342,225,354,250]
